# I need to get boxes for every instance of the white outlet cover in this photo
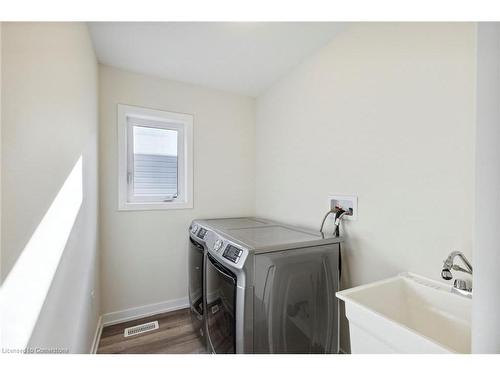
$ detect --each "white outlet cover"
[328,194,358,220]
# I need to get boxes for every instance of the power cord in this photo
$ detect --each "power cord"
[333,208,348,237]
[333,208,348,280]
[320,206,348,237]
[320,206,349,355]
[319,207,338,234]
[319,206,348,278]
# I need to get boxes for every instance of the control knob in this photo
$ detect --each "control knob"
[213,239,223,252]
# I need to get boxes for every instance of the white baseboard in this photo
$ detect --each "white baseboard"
[101,297,190,327]
[90,316,103,354]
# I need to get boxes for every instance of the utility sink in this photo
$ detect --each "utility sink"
[336,273,471,353]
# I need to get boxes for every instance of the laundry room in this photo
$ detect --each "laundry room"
[1,1,500,373]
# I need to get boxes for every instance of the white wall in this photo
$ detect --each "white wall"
[472,23,500,354]
[0,22,2,258]
[1,23,99,353]
[99,65,255,315]
[255,23,475,352]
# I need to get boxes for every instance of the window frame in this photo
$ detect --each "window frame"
[117,104,193,211]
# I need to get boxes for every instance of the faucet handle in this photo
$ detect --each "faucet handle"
[441,268,453,280]
[453,279,472,292]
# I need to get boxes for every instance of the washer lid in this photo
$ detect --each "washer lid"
[225,225,325,249]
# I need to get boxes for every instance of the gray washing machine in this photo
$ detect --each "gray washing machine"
[188,217,342,354]
[188,218,273,338]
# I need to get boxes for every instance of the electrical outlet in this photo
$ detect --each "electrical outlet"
[328,195,358,220]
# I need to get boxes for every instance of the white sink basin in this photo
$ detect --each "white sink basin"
[336,272,471,353]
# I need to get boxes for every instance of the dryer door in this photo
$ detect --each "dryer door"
[205,253,236,354]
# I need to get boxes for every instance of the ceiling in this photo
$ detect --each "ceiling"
[88,22,346,97]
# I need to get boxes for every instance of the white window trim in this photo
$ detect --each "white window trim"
[117,104,193,211]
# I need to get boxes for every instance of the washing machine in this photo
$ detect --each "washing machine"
[189,217,342,354]
[188,218,273,339]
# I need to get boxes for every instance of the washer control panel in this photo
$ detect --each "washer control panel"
[192,221,248,269]
[222,244,243,264]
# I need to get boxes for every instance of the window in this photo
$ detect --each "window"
[118,104,193,210]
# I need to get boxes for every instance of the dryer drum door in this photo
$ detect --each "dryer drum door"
[205,253,236,354]
[188,237,204,335]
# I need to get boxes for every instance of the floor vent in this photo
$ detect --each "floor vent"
[124,321,159,337]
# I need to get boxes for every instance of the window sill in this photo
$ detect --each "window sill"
[118,201,193,211]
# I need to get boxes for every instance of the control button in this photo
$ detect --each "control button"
[213,239,223,252]
[191,224,198,234]
[197,227,207,239]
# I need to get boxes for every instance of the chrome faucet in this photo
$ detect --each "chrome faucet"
[441,251,473,297]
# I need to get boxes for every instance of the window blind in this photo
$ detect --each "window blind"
[133,153,178,196]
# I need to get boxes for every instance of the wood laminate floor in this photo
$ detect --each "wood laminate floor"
[97,308,207,354]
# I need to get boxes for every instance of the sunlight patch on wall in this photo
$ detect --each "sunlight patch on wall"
[1,156,83,350]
